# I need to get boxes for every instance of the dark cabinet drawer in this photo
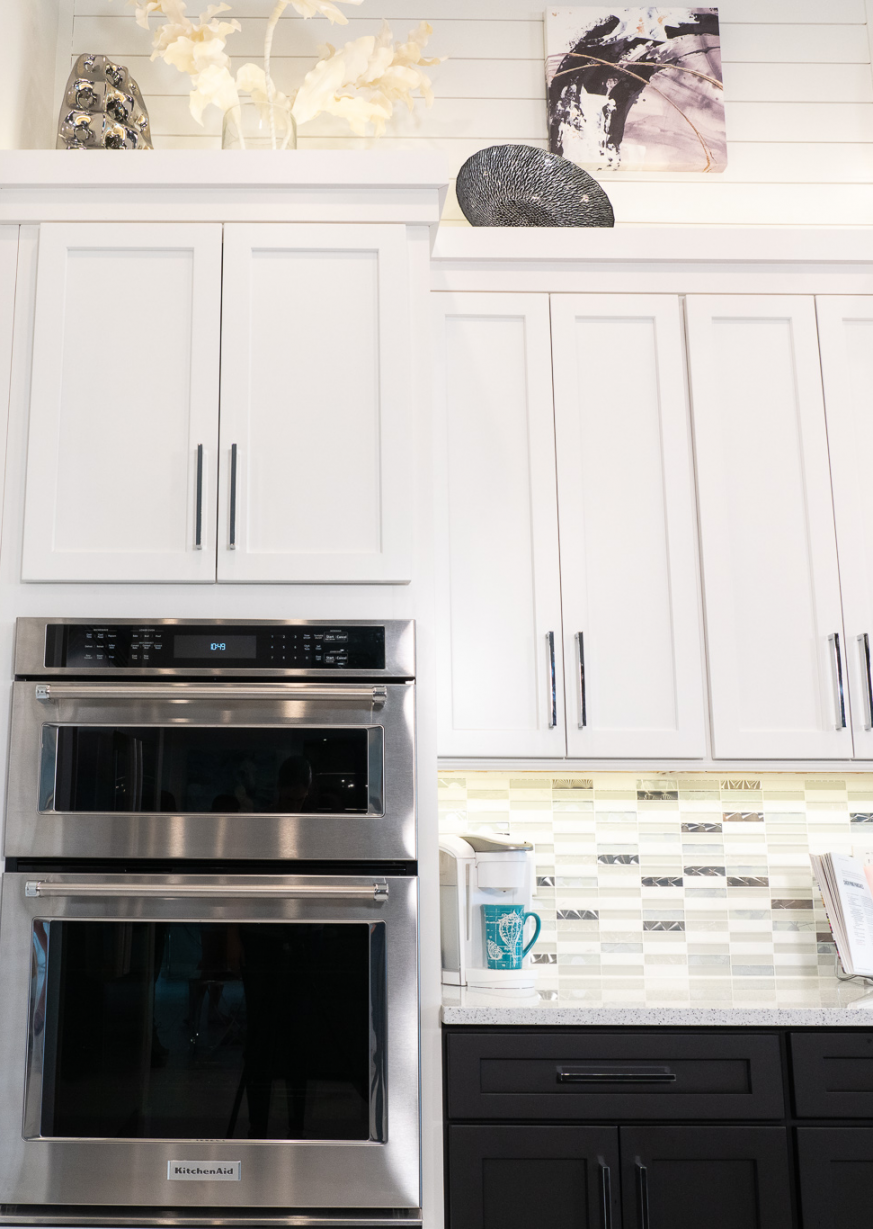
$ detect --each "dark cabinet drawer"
[445,1032,784,1120]
[791,1032,873,1117]
[797,1128,873,1227]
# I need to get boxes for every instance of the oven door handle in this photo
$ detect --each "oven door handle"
[34,683,388,704]
[25,881,390,901]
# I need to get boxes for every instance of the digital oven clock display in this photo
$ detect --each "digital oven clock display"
[173,634,258,660]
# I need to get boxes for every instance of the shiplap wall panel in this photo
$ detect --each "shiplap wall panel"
[113,56,873,106]
[77,0,869,18]
[69,0,873,227]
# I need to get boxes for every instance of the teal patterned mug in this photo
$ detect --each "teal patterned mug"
[482,903,542,970]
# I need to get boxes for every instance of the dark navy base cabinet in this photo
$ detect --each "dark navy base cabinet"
[443,1028,873,1229]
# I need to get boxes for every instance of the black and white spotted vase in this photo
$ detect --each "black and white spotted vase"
[456,144,615,228]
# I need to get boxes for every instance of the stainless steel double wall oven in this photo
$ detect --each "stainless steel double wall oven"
[0,619,419,1227]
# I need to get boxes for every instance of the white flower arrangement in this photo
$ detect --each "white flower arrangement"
[119,0,443,145]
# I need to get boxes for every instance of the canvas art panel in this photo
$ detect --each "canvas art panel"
[546,7,726,173]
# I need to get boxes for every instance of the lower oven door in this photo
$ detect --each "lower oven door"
[0,873,419,1215]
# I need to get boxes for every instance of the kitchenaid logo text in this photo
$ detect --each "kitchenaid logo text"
[168,1161,241,1181]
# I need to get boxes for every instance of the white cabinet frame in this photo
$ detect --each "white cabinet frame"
[21,223,222,583]
[687,295,851,759]
[817,295,873,761]
[218,224,412,584]
[551,294,706,758]
[433,293,566,758]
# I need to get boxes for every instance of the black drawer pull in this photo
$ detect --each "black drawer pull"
[636,1162,650,1229]
[599,1163,613,1229]
[557,1064,677,1084]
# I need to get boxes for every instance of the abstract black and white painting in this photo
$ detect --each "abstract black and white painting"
[546,7,726,172]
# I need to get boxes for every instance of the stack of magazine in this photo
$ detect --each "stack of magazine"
[810,853,873,977]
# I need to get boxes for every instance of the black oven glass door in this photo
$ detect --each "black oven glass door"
[40,725,383,816]
[29,918,386,1142]
[0,874,419,1211]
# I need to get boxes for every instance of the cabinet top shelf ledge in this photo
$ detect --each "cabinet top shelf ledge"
[0,149,450,232]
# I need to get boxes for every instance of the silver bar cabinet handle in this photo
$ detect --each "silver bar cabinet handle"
[229,443,238,549]
[828,632,847,730]
[35,683,387,704]
[599,1164,613,1229]
[25,881,389,902]
[636,1163,650,1229]
[546,631,557,728]
[194,443,204,550]
[860,634,873,731]
[575,631,587,728]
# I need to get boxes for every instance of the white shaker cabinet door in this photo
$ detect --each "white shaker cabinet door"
[0,227,17,453]
[433,293,566,758]
[551,295,706,758]
[22,223,222,582]
[817,296,873,760]
[686,296,851,759]
[218,224,412,583]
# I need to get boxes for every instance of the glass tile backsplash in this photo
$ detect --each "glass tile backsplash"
[438,771,873,1005]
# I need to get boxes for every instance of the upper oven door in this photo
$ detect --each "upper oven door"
[0,871,419,1211]
[4,682,415,861]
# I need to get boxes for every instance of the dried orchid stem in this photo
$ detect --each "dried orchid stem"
[264,0,289,149]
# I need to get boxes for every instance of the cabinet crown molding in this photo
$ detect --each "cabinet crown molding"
[0,150,450,232]
[431,227,873,295]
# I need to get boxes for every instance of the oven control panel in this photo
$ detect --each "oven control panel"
[44,623,387,670]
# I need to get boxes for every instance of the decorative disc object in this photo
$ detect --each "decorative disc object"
[456,144,614,228]
[57,54,152,150]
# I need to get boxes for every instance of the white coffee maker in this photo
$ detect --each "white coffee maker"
[439,832,537,989]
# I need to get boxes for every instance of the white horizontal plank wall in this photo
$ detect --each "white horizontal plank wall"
[68,0,873,227]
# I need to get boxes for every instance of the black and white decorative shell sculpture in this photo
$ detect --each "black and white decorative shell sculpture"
[57,54,152,150]
[456,144,614,228]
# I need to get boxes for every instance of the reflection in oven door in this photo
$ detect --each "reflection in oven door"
[0,874,419,1215]
[44,725,379,816]
[31,918,381,1142]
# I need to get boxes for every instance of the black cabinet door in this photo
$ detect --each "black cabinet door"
[447,1124,620,1229]
[620,1126,793,1229]
[797,1128,873,1228]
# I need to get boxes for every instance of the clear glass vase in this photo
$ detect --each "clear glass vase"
[222,101,297,151]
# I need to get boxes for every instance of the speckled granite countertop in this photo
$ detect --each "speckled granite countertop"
[441,975,873,1026]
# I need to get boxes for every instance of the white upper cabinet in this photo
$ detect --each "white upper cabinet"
[22,223,222,583]
[433,293,566,758]
[817,296,873,760]
[218,224,412,583]
[0,227,17,430]
[687,295,851,759]
[551,295,706,758]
